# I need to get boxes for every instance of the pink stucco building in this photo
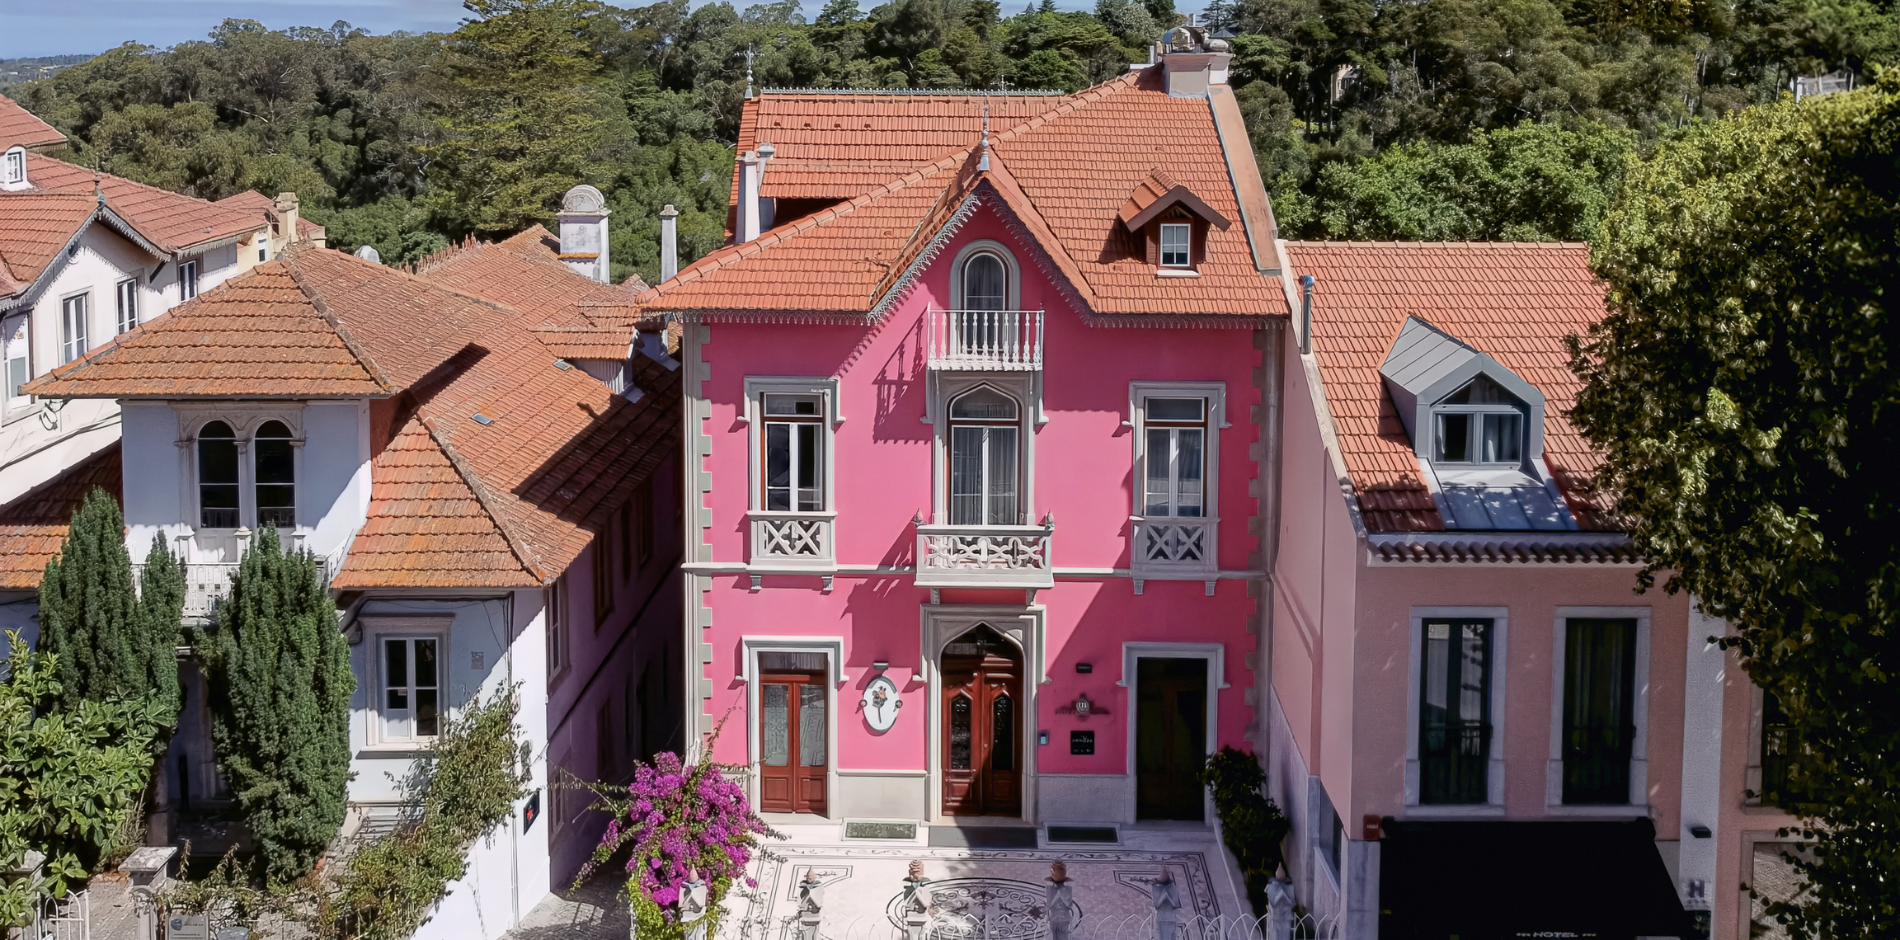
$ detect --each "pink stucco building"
[637,40,1292,828]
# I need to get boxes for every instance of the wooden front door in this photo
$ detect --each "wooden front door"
[1135,657,1208,821]
[941,625,1023,817]
[758,672,827,815]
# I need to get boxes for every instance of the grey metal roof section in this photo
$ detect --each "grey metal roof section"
[1438,480,1575,531]
[1379,315,1546,459]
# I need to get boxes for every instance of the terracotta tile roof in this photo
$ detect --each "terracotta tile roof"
[1282,241,1617,533]
[658,70,1286,320]
[0,192,95,301]
[415,227,645,335]
[23,260,387,398]
[0,94,67,152]
[215,190,326,241]
[26,154,260,255]
[0,443,121,590]
[1368,533,1638,564]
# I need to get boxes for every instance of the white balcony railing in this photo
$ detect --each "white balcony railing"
[181,563,240,620]
[1130,518,1218,592]
[747,511,836,569]
[914,519,1054,589]
[927,308,1044,371]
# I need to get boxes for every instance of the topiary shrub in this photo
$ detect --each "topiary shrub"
[1201,745,1290,914]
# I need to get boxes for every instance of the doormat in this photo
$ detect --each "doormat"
[843,820,918,841]
[1045,825,1119,844]
[929,826,1040,849]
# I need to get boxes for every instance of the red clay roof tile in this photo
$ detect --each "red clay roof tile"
[26,154,260,255]
[0,442,121,590]
[0,94,67,152]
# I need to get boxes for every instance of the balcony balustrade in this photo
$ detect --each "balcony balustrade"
[927,307,1044,371]
[914,518,1054,589]
[748,511,837,569]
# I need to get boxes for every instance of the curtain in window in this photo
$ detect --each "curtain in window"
[255,420,295,527]
[60,294,87,364]
[1420,619,1491,804]
[1562,618,1636,804]
[765,421,823,511]
[198,421,239,528]
[950,425,1019,525]
[964,254,1006,310]
[1145,427,1205,517]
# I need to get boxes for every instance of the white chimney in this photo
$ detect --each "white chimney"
[736,151,762,243]
[755,142,776,232]
[273,192,301,248]
[557,184,612,283]
[1158,27,1232,97]
[659,204,679,282]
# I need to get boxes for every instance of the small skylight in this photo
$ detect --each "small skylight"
[554,359,573,370]
[471,413,493,425]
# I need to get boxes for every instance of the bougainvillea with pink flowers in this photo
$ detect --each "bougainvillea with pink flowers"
[572,742,780,938]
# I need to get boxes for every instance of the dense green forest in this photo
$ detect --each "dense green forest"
[12,0,1897,282]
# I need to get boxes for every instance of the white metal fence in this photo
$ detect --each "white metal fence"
[30,888,90,940]
[719,911,1340,940]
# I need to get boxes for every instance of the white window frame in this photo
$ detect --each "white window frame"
[1546,607,1651,813]
[1159,222,1192,268]
[738,636,845,817]
[59,291,89,364]
[4,314,30,417]
[929,374,1036,526]
[547,574,570,685]
[1129,382,1228,585]
[361,616,452,751]
[1118,640,1227,825]
[948,240,1021,311]
[115,278,139,334]
[739,376,841,577]
[1,146,23,189]
[179,258,200,301]
[175,406,306,532]
[946,387,1024,526]
[1431,377,1528,467]
[1404,606,1508,815]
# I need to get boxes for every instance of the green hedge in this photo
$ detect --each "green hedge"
[1201,746,1291,914]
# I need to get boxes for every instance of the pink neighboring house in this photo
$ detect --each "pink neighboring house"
[1271,241,1798,939]
[638,41,1293,829]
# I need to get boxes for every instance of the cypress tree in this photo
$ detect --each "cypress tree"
[198,526,354,883]
[37,489,182,739]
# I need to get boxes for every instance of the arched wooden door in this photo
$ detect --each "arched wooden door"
[940,625,1023,817]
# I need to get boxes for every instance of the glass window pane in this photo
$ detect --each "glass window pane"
[799,684,826,767]
[764,423,791,511]
[1458,624,1488,723]
[764,394,820,416]
[1160,224,1191,266]
[1146,397,1204,421]
[1145,428,1172,516]
[950,387,1017,420]
[1484,413,1522,463]
[416,689,438,737]
[795,422,822,511]
[950,426,985,525]
[762,685,790,766]
[416,640,437,689]
[991,693,1014,771]
[5,318,26,399]
[950,694,972,770]
[964,254,1007,310]
[1437,413,1470,462]
[986,427,1018,525]
[1176,428,1203,517]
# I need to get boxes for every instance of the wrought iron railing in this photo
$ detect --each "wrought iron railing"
[1561,722,1635,804]
[914,521,1054,589]
[1419,719,1491,805]
[927,308,1044,371]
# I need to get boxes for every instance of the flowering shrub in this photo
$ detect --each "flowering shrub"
[573,744,780,938]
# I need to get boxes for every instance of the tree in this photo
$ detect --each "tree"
[422,0,631,235]
[37,488,181,742]
[0,634,169,924]
[1569,76,1900,935]
[197,526,354,884]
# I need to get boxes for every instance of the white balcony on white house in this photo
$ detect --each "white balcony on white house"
[1130,516,1220,593]
[927,307,1044,371]
[914,516,1055,589]
[747,510,837,573]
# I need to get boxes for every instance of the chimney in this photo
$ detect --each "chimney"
[273,192,301,249]
[1158,27,1233,97]
[755,142,776,232]
[557,184,612,283]
[737,151,762,243]
[659,204,679,282]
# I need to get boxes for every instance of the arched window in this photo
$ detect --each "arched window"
[254,420,295,527]
[198,421,239,528]
[948,387,1020,526]
[962,252,1007,311]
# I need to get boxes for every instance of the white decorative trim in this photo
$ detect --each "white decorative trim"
[868,193,985,322]
[1128,382,1228,582]
[739,636,846,817]
[928,374,1039,524]
[948,239,1022,311]
[1118,641,1225,826]
[1547,607,1651,809]
[1403,607,1508,810]
[919,604,1046,824]
[358,615,454,752]
[740,376,841,577]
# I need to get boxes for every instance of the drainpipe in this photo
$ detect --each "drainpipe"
[1299,275,1315,355]
[1257,322,1286,763]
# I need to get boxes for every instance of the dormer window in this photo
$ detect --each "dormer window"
[1,146,24,190]
[1433,375,1523,465]
[1159,223,1191,268]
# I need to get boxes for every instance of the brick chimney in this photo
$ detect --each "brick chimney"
[558,184,612,283]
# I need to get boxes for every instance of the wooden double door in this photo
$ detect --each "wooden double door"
[941,625,1023,816]
[758,671,827,815]
[1135,656,1208,821]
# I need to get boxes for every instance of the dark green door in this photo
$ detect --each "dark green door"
[1136,657,1207,820]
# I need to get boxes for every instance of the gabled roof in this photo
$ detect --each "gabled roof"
[659,69,1286,321]
[0,442,121,590]
[415,225,644,336]
[1284,241,1616,533]
[0,93,67,152]
[1118,170,1230,231]
[0,192,96,300]
[24,154,260,256]
[1379,315,1546,452]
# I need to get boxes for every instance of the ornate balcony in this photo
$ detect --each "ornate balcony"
[914,517,1054,589]
[927,308,1044,371]
[747,511,837,570]
[1130,517,1218,593]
